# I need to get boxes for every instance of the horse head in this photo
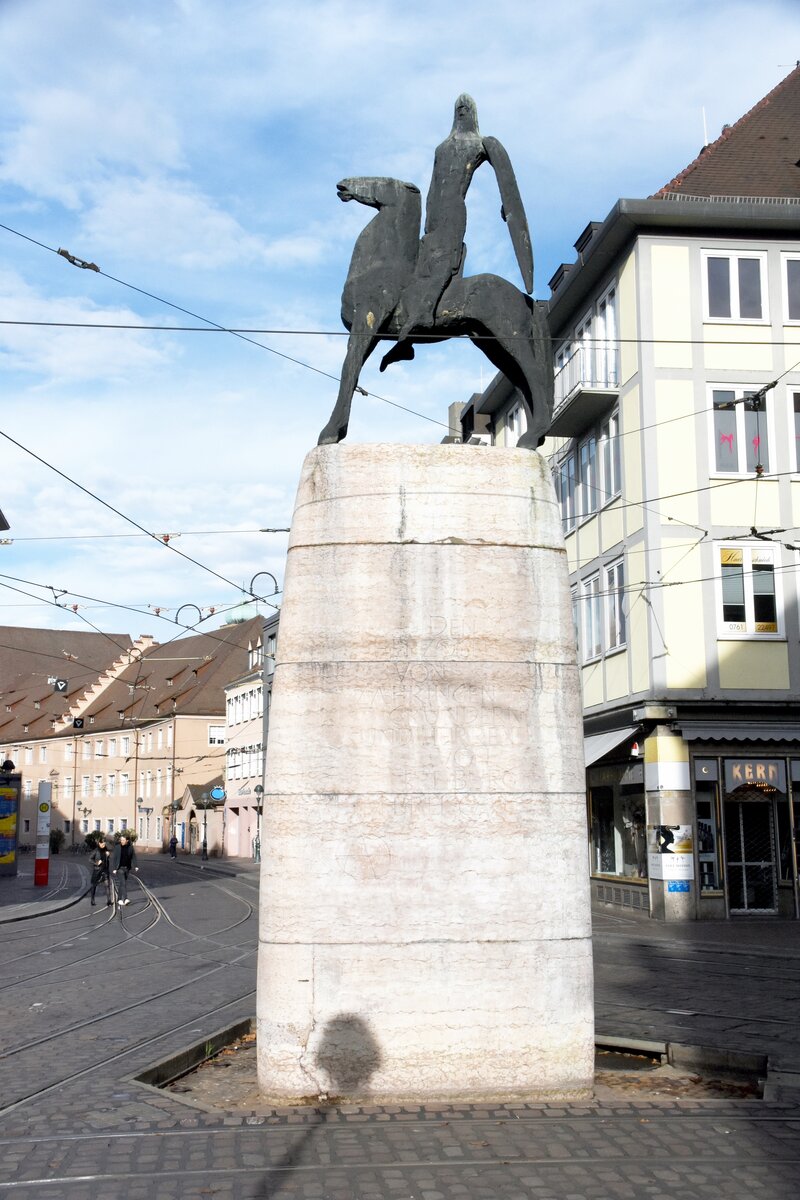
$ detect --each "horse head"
[337,176,420,211]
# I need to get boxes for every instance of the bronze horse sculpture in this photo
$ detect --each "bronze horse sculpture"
[317,175,553,450]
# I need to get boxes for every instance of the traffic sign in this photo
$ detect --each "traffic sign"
[72,718,84,729]
[53,678,68,694]
[209,786,226,801]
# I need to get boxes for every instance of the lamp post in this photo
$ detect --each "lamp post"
[137,797,152,843]
[171,797,181,838]
[197,792,211,861]
[253,784,263,863]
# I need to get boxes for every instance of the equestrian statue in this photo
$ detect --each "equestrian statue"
[318,95,553,450]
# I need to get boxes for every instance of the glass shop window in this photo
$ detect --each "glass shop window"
[695,759,721,891]
[589,783,647,879]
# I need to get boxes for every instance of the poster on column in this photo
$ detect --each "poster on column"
[647,824,694,880]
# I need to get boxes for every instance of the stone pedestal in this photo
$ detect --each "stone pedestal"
[257,443,593,1102]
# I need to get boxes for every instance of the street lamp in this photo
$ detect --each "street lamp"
[254,784,263,863]
[196,792,212,861]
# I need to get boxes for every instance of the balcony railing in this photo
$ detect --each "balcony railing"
[550,346,620,436]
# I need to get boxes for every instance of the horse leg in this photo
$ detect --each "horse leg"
[318,327,380,445]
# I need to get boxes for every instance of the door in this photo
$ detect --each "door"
[724,799,778,913]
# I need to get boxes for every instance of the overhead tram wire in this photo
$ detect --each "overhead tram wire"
[0,222,450,433]
[0,426,279,608]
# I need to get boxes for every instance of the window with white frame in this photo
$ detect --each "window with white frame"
[107,819,114,834]
[62,776,73,801]
[605,559,626,650]
[792,391,800,472]
[82,741,91,759]
[81,818,89,834]
[209,725,225,745]
[582,575,602,660]
[503,403,525,447]
[167,725,173,749]
[120,772,129,795]
[578,434,598,519]
[782,255,800,322]
[121,736,130,756]
[717,544,780,636]
[121,817,127,831]
[93,819,101,832]
[555,450,576,530]
[24,747,32,765]
[64,741,73,761]
[81,775,90,797]
[39,745,47,764]
[93,775,103,797]
[598,411,621,504]
[23,779,32,799]
[157,728,163,750]
[711,388,770,474]
[108,737,116,756]
[107,774,116,797]
[595,286,618,386]
[95,739,104,758]
[704,252,766,321]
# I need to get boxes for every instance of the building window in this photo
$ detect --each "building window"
[167,725,173,749]
[704,252,766,321]
[711,388,770,474]
[64,742,73,761]
[95,740,104,758]
[504,403,525,447]
[107,774,116,797]
[556,451,576,530]
[582,575,602,660]
[24,747,33,765]
[598,411,621,503]
[108,737,116,756]
[82,741,91,759]
[121,818,128,831]
[93,775,103,797]
[81,819,88,834]
[23,818,30,833]
[783,255,800,321]
[157,728,163,750]
[589,775,646,880]
[23,780,32,799]
[717,543,780,637]
[121,736,130,756]
[62,777,73,802]
[107,819,114,834]
[578,435,598,519]
[39,745,47,764]
[208,725,225,746]
[792,391,800,473]
[64,820,71,833]
[120,772,129,796]
[81,776,90,798]
[605,560,626,650]
[94,819,101,832]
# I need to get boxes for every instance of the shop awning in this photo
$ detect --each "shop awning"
[678,721,800,744]
[584,726,639,766]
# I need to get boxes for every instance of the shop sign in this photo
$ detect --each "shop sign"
[647,824,694,880]
[724,759,785,794]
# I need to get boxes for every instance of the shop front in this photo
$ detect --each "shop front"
[586,726,800,921]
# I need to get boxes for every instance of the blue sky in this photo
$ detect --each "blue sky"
[0,0,798,640]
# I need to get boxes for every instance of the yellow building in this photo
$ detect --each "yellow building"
[460,66,800,921]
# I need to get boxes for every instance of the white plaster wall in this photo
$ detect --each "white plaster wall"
[257,444,594,1103]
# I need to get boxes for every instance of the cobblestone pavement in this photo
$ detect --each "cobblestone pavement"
[1,860,799,1199]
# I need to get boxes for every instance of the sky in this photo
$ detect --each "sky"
[0,0,798,643]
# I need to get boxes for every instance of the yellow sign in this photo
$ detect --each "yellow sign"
[39,801,50,813]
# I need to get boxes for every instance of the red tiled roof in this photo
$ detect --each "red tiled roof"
[654,64,800,199]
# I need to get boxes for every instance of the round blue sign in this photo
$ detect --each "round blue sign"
[209,786,226,801]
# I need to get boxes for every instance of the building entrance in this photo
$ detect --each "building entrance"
[724,798,778,914]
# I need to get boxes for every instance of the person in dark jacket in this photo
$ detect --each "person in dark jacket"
[88,837,111,907]
[168,833,178,859]
[111,834,139,905]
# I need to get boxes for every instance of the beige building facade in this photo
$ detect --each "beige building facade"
[460,67,800,921]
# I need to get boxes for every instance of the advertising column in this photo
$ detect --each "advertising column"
[0,771,21,878]
[34,781,52,887]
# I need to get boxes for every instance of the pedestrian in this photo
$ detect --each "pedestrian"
[169,833,178,859]
[111,833,139,906]
[88,837,111,907]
